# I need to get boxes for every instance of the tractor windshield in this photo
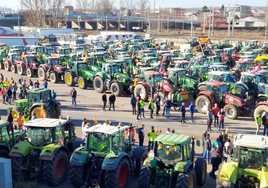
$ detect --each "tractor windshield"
[154,75,163,83]
[156,142,182,161]
[88,132,110,153]
[237,63,250,71]
[213,57,221,62]
[78,63,89,71]
[46,48,55,54]
[178,70,186,78]
[64,49,71,54]
[111,65,119,73]
[36,47,44,53]
[241,75,255,83]
[0,126,9,144]
[238,148,263,170]
[50,59,60,65]
[12,54,20,61]
[103,53,109,59]
[220,85,228,94]
[26,57,37,63]
[260,74,268,84]
[150,58,158,63]
[41,91,51,103]
[28,93,41,107]
[27,127,53,146]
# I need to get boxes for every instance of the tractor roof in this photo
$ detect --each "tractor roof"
[206,81,226,86]
[46,57,60,60]
[162,54,175,57]
[234,134,268,149]
[236,61,250,64]
[241,72,259,76]
[213,49,224,52]
[144,71,163,76]
[24,55,36,58]
[24,118,68,128]
[155,133,191,145]
[0,120,9,128]
[27,88,51,94]
[174,60,189,64]
[168,68,185,72]
[85,124,129,136]
[209,71,230,75]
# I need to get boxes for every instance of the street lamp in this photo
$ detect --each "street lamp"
[17,5,20,36]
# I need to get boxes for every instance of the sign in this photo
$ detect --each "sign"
[199,37,209,43]
[154,7,160,13]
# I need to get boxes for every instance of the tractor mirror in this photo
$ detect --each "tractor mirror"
[148,150,155,158]
[196,140,201,147]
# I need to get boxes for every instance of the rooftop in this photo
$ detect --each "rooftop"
[24,118,68,128]
[234,134,268,149]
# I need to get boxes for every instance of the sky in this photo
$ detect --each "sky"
[1,0,266,10]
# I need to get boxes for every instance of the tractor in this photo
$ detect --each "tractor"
[136,56,158,67]
[0,120,24,158]
[253,85,268,118]
[138,133,207,188]
[93,63,132,96]
[3,53,21,72]
[195,81,250,119]
[0,48,8,68]
[187,66,209,82]
[218,40,231,49]
[10,118,76,186]
[56,46,72,55]
[69,124,148,188]
[8,48,22,56]
[232,61,251,80]
[216,134,268,188]
[245,40,259,49]
[133,71,175,102]
[8,88,61,121]
[161,54,175,66]
[173,60,190,69]
[64,61,95,89]
[38,57,66,83]
[15,55,40,77]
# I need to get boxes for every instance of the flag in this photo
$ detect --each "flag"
[159,65,163,72]
[54,52,57,57]
[173,146,177,151]
[226,127,228,134]
[158,145,163,150]
[193,47,197,55]
[165,150,170,156]
[83,54,88,62]
[40,103,44,118]
[133,80,138,87]
[37,52,40,59]
[199,37,208,43]
[93,116,98,124]
[156,127,158,134]
[21,53,24,60]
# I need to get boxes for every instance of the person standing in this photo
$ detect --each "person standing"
[108,92,116,111]
[136,99,141,120]
[0,79,3,92]
[135,93,141,114]
[203,133,212,163]
[3,78,9,89]
[210,147,223,179]
[155,97,160,117]
[180,102,186,124]
[102,93,107,111]
[18,76,23,84]
[22,112,30,124]
[19,82,24,99]
[218,109,225,131]
[139,99,145,119]
[31,113,38,120]
[43,80,48,89]
[51,90,57,100]
[262,112,268,136]
[70,88,77,106]
[138,124,145,146]
[34,80,40,88]
[130,94,137,115]
[212,103,220,127]
[1,87,6,104]
[256,112,262,135]
[164,97,172,118]
[148,126,156,151]
[11,82,18,100]
[0,73,4,81]
[177,93,183,110]
[207,108,213,131]
[148,98,154,118]
[172,92,178,111]
[162,97,166,116]
[82,118,88,140]
[189,102,195,123]
[7,87,12,105]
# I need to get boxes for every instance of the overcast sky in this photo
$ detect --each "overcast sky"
[1,0,266,10]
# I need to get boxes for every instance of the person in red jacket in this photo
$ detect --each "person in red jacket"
[212,103,220,127]
[126,123,135,141]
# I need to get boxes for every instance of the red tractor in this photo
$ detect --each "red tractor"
[133,71,175,102]
[4,53,21,72]
[15,55,40,77]
[37,57,66,83]
[195,81,250,119]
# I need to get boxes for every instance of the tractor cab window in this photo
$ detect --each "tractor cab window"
[2,51,6,56]
[64,49,71,54]
[177,70,186,78]
[255,75,261,83]
[55,126,64,140]
[12,54,20,61]
[239,148,263,169]
[46,48,55,54]
[27,127,53,146]
[41,91,51,103]
[50,59,60,65]
[220,85,227,94]
[154,75,163,84]
[0,126,9,145]
[28,93,41,107]
[26,57,37,63]
[241,75,254,83]
[110,65,119,74]
[103,53,109,59]
[150,58,158,63]
[260,74,268,84]
[112,134,125,152]
[95,42,102,47]
[209,74,221,81]
[89,132,110,153]
[36,47,44,53]
[213,57,220,62]
[78,63,89,71]
[221,74,230,82]
[156,142,182,161]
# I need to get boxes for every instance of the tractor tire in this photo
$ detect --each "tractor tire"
[104,158,130,188]
[195,157,207,186]
[223,104,239,120]
[26,68,34,77]
[196,95,211,114]
[42,150,69,186]
[254,105,268,120]
[0,149,9,158]
[78,77,87,89]
[53,103,61,118]
[4,61,10,71]
[69,166,87,188]
[38,67,46,81]
[138,167,152,188]
[50,72,59,83]
[0,63,3,69]
[11,156,27,182]
[256,97,267,104]
[134,150,148,176]
[11,64,17,73]
[30,106,49,118]
[110,82,123,96]
[12,107,23,122]
[17,64,24,75]
[93,76,105,93]
[65,71,75,87]
[176,172,195,188]
[134,84,149,102]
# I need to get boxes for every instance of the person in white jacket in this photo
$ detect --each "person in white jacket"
[82,118,90,140]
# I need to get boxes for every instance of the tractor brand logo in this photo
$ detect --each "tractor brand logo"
[58,139,64,145]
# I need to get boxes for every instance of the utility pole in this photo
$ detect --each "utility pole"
[191,15,193,37]
[228,16,230,37]
[106,16,108,31]
[208,10,211,38]
[17,5,20,35]
[158,15,160,35]
[212,9,214,36]
[266,0,268,41]
[203,12,206,34]
[232,15,234,36]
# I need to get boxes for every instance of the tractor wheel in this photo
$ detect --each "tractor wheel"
[176,172,195,188]
[4,61,10,71]
[42,150,69,186]
[38,67,46,81]
[0,63,3,69]
[110,82,123,96]
[134,150,148,176]
[26,68,34,77]
[196,95,211,114]
[254,105,268,120]
[17,64,24,75]
[256,97,267,104]
[12,107,23,122]
[195,157,207,186]
[69,166,87,188]
[54,103,61,118]
[11,156,27,182]
[65,72,75,87]
[0,149,9,158]
[223,104,239,120]
[11,65,17,73]
[138,167,153,188]
[104,158,130,188]
[30,106,49,118]
[93,76,105,93]
[78,77,87,89]
[50,72,59,83]
[134,84,149,102]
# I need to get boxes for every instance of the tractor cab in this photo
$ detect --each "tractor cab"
[155,42,169,50]
[128,45,139,54]
[138,42,150,50]
[142,57,158,66]
[102,63,123,76]
[41,43,52,48]
[151,62,167,73]
[208,71,234,83]
[253,49,266,55]
[45,57,61,67]
[72,47,84,54]
[224,48,235,56]
[147,47,157,55]
[206,81,228,103]
[30,46,45,54]
[144,71,164,87]
[212,49,224,56]
[44,47,56,55]
[210,64,230,72]
[27,89,52,109]
[188,66,208,81]
[173,60,189,69]
[8,49,22,56]
[161,54,174,65]
[24,55,39,67]
[10,45,25,51]
[57,47,72,55]
[8,53,21,62]
[235,61,251,72]
[170,50,180,57]
[137,50,152,58]
[246,40,258,49]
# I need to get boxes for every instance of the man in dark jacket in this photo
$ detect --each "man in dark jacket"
[164,97,172,118]
[180,102,186,124]
[7,87,12,104]
[71,88,77,106]
[138,124,145,146]
[203,133,211,163]
[210,147,223,179]
[262,112,268,136]
[130,94,137,115]
[108,92,116,110]
[102,93,107,111]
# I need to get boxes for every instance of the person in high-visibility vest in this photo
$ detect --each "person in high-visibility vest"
[139,99,145,119]
[148,99,154,119]
[0,80,3,92]
[147,126,156,152]
[22,112,30,124]
[103,120,109,126]
[3,78,9,88]
[256,112,262,135]
[177,93,183,110]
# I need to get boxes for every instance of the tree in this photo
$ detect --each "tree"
[47,0,66,27]
[125,0,136,16]
[96,0,114,15]
[137,0,149,16]
[76,0,91,14]
[201,6,209,12]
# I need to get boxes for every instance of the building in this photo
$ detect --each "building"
[0,6,12,13]
[169,8,185,19]
[225,4,251,19]
[234,16,265,29]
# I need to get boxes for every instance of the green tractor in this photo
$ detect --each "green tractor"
[8,88,61,121]
[117,54,139,77]
[10,118,76,186]
[0,120,24,158]
[138,133,207,188]
[218,40,231,49]
[93,63,132,96]
[69,124,148,188]
[0,48,8,69]
[216,134,268,188]
[64,61,95,89]
[187,65,209,82]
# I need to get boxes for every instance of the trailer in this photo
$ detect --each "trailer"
[37,28,74,37]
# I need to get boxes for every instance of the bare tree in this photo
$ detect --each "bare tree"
[137,0,149,16]
[96,0,114,15]
[125,0,136,16]
[47,0,66,27]
[76,0,91,14]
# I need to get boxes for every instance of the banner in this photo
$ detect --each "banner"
[199,37,208,43]
[154,7,160,13]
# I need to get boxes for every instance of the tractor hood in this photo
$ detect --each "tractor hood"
[223,93,246,107]
[83,70,95,80]
[114,73,132,84]
[54,64,66,72]
[157,82,175,94]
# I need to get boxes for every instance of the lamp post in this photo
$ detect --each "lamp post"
[17,5,20,36]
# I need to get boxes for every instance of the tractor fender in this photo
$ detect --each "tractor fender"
[197,82,207,89]
[39,143,69,161]
[94,72,106,80]
[0,144,10,153]
[217,162,238,184]
[256,101,268,107]
[137,81,150,91]
[9,141,32,157]
[157,82,174,94]
[132,146,147,161]
[174,161,193,173]
[40,64,49,71]
[15,60,24,66]
[223,94,245,107]
[102,152,131,171]
[29,104,44,114]
[197,91,215,104]
[70,146,90,166]
[5,59,11,65]
[260,167,268,188]
[143,157,157,168]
